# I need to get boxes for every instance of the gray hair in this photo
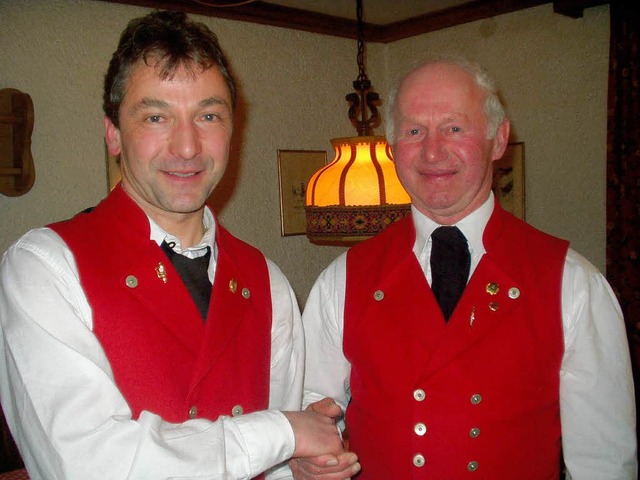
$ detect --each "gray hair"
[384,54,506,142]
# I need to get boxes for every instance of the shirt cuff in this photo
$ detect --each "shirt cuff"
[234,409,295,475]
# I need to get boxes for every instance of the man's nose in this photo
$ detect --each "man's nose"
[169,120,202,160]
[421,133,447,162]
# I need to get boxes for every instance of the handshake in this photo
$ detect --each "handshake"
[284,398,361,479]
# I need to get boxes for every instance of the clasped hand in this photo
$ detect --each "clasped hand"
[285,398,361,479]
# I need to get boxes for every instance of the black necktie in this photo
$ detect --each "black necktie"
[160,240,212,321]
[430,226,470,321]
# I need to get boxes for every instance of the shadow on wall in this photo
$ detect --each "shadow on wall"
[206,70,248,217]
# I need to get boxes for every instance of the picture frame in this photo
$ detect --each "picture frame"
[277,149,328,236]
[492,142,525,220]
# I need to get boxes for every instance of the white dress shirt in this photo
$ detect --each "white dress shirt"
[0,207,302,480]
[303,195,637,479]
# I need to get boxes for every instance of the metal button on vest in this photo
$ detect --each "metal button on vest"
[229,278,237,293]
[188,405,197,418]
[470,394,483,405]
[412,454,425,468]
[469,427,481,438]
[231,405,244,416]
[125,275,138,288]
[241,288,250,299]
[488,302,499,311]
[373,290,384,301]
[414,422,427,436]
[508,287,520,299]
[413,389,426,402]
[467,461,479,472]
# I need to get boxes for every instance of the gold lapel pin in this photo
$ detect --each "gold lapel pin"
[486,283,500,295]
[156,263,167,283]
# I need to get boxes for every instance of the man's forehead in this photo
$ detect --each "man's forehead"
[402,64,474,90]
[397,67,482,107]
[125,62,228,93]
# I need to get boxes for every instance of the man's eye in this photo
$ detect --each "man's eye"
[450,126,461,133]
[147,115,162,123]
[409,128,420,136]
[203,113,218,121]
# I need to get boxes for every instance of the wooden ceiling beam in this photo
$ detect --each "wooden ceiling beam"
[94,0,363,39]
[552,0,608,18]
[94,0,609,42]
[379,0,550,43]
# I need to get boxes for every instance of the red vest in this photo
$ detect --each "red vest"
[344,202,568,479]
[49,186,272,425]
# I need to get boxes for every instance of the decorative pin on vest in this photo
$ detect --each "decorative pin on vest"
[156,262,167,283]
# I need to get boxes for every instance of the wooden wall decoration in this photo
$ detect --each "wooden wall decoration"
[0,89,35,197]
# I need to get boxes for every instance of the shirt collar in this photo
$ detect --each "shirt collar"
[413,192,495,259]
[148,207,217,259]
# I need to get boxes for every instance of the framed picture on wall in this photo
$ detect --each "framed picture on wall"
[492,142,525,220]
[277,149,327,236]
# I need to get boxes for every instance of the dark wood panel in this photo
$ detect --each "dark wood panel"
[94,0,363,39]
[93,0,608,43]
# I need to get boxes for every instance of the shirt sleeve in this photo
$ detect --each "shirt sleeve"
[0,228,296,480]
[301,253,351,414]
[264,260,305,480]
[559,249,637,479]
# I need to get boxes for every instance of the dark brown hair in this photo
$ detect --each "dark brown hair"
[103,10,237,126]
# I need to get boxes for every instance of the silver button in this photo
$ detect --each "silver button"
[467,461,479,472]
[188,405,197,418]
[469,427,481,438]
[412,453,425,468]
[373,290,384,301]
[231,405,244,416]
[414,422,427,436]
[508,287,520,299]
[125,275,138,288]
[241,288,250,299]
[413,389,426,402]
[470,394,483,405]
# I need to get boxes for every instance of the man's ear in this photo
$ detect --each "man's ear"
[491,118,511,162]
[104,116,122,156]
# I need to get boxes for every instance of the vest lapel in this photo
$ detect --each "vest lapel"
[188,226,251,391]
[84,186,207,355]
[123,242,205,355]
[423,255,523,376]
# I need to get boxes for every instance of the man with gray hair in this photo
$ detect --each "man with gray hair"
[293,57,636,479]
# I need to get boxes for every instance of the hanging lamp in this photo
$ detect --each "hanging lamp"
[305,0,410,244]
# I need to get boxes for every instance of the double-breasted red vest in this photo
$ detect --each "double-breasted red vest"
[344,202,569,479]
[50,186,272,425]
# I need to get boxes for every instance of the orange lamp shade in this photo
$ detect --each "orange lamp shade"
[305,136,411,243]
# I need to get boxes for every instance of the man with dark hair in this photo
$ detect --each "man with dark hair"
[0,10,355,479]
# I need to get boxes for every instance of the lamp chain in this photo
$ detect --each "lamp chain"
[356,0,367,84]
[347,0,381,136]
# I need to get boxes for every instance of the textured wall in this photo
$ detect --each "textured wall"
[0,1,610,305]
